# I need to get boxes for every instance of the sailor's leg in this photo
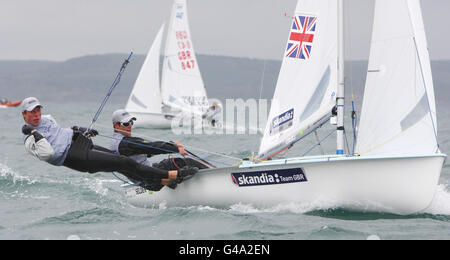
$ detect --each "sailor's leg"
[153,157,209,170]
[92,145,113,153]
[182,158,209,169]
[85,148,170,180]
[63,144,170,183]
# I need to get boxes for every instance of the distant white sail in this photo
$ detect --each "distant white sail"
[125,24,165,114]
[161,0,208,115]
[258,0,338,159]
[355,0,438,156]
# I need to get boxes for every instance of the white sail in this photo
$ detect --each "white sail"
[355,0,438,156]
[125,24,165,114]
[258,0,338,160]
[161,0,208,115]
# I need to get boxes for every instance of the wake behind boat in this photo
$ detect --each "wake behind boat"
[123,0,446,215]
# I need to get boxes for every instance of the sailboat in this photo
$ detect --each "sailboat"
[123,0,446,215]
[125,0,209,128]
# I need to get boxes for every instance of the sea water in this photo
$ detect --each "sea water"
[1,101,449,240]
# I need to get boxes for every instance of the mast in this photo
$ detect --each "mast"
[336,0,345,155]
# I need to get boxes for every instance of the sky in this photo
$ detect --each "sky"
[1,0,449,61]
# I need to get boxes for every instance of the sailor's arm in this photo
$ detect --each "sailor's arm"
[22,125,54,161]
[118,136,180,157]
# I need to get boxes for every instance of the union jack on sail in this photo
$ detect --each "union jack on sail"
[285,15,317,60]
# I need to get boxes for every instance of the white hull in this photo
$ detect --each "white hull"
[130,111,217,130]
[128,112,173,129]
[129,111,260,133]
[124,153,446,215]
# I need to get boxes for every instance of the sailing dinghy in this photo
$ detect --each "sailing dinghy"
[125,0,209,128]
[123,0,446,215]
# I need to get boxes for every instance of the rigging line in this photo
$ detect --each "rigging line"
[345,2,356,102]
[112,172,131,184]
[258,60,267,100]
[351,103,357,154]
[290,115,332,147]
[266,145,293,161]
[343,128,351,155]
[302,129,336,157]
[179,143,242,161]
[314,130,325,155]
[185,150,217,168]
[345,2,358,154]
[343,0,358,154]
[412,37,440,149]
[260,115,332,161]
[89,51,133,131]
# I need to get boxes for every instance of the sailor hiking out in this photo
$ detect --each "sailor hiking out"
[109,109,208,190]
[20,97,198,190]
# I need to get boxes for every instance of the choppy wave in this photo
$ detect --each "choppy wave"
[34,207,132,225]
[0,162,36,186]
[0,162,128,210]
[227,200,342,215]
[423,184,450,216]
[209,183,450,220]
[120,180,450,222]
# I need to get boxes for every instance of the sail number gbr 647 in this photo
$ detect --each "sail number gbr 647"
[176,30,195,70]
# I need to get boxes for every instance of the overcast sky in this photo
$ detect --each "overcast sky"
[1,0,449,61]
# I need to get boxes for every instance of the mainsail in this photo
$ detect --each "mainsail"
[125,24,165,114]
[161,0,208,115]
[258,0,338,160]
[355,0,438,156]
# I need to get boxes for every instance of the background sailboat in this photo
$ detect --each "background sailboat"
[124,25,168,127]
[160,0,209,117]
[123,0,446,215]
[125,0,209,128]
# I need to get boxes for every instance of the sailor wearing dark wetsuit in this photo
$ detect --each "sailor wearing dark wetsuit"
[20,97,197,188]
[109,109,208,190]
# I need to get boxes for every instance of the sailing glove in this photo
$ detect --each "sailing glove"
[22,125,45,142]
[167,179,178,189]
[72,126,99,136]
[22,125,35,135]
[176,166,199,183]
